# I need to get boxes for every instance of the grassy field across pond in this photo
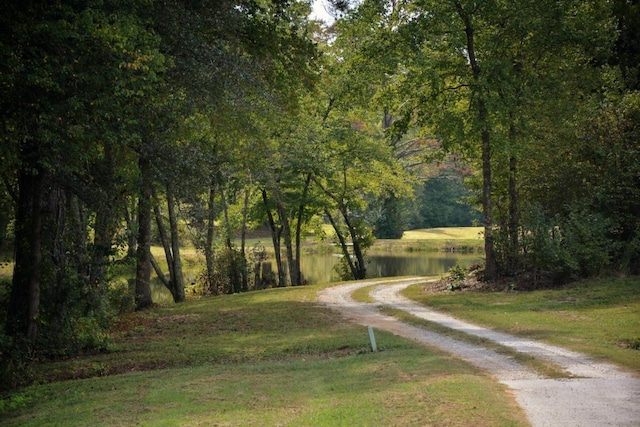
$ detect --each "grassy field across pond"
[1,283,528,426]
[403,276,640,374]
[372,227,485,253]
[402,227,483,240]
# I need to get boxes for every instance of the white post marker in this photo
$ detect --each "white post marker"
[368,326,377,352]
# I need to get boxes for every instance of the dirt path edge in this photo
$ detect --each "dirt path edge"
[318,277,640,427]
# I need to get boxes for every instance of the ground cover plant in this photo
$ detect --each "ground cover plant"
[0,283,528,426]
[403,276,640,374]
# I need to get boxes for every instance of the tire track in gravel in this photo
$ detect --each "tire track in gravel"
[318,277,640,427]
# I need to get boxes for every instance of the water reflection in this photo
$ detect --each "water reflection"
[300,252,480,284]
[151,251,480,302]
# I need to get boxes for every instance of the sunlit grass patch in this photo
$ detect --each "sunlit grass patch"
[2,283,529,426]
[402,227,483,240]
[404,277,640,374]
[3,348,526,427]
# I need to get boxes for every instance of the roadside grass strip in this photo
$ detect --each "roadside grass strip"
[377,305,571,379]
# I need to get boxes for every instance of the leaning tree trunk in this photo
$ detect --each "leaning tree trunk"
[151,185,185,302]
[325,209,359,280]
[341,207,367,280]
[166,187,185,302]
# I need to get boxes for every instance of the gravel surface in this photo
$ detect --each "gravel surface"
[318,277,640,427]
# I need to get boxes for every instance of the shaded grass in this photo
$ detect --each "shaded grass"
[403,277,640,374]
[1,283,528,426]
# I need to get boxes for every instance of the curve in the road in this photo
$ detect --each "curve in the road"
[318,277,640,427]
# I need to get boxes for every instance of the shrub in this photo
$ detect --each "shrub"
[446,264,467,291]
[515,203,613,284]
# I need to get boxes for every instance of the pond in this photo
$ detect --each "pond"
[151,251,481,303]
[299,252,480,284]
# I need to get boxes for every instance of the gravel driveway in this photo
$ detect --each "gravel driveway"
[318,277,640,426]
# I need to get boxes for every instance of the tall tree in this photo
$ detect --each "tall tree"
[338,0,613,280]
[1,0,167,338]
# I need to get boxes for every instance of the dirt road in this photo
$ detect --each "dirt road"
[318,277,640,426]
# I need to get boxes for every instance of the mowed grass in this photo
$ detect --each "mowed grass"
[372,227,484,253]
[402,227,484,241]
[1,283,528,426]
[403,276,640,374]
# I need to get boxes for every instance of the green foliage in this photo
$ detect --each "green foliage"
[0,391,31,416]
[509,90,640,280]
[497,203,614,284]
[411,172,481,229]
[106,279,136,315]
[446,264,467,291]
[0,331,36,392]
[192,244,274,296]
[559,205,613,278]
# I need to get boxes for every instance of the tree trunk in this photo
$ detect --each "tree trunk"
[90,198,115,306]
[152,188,173,274]
[325,209,359,280]
[277,198,296,287]
[480,104,497,280]
[89,141,117,292]
[455,0,497,280]
[220,187,241,293]
[151,185,185,303]
[507,121,519,275]
[204,181,216,293]
[293,173,312,285]
[166,187,185,302]
[239,183,250,292]
[5,163,45,342]
[262,189,286,287]
[124,199,138,259]
[340,206,367,280]
[150,252,170,288]
[135,155,153,310]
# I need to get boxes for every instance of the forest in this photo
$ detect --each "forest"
[1,0,639,387]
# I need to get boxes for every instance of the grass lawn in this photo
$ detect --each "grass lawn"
[403,276,640,374]
[402,227,484,240]
[372,227,484,253]
[3,227,636,425]
[1,283,528,426]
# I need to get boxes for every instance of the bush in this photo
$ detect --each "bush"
[193,248,249,295]
[559,206,612,277]
[515,204,613,284]
[446,264,467,291]
[0,333,35,392]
